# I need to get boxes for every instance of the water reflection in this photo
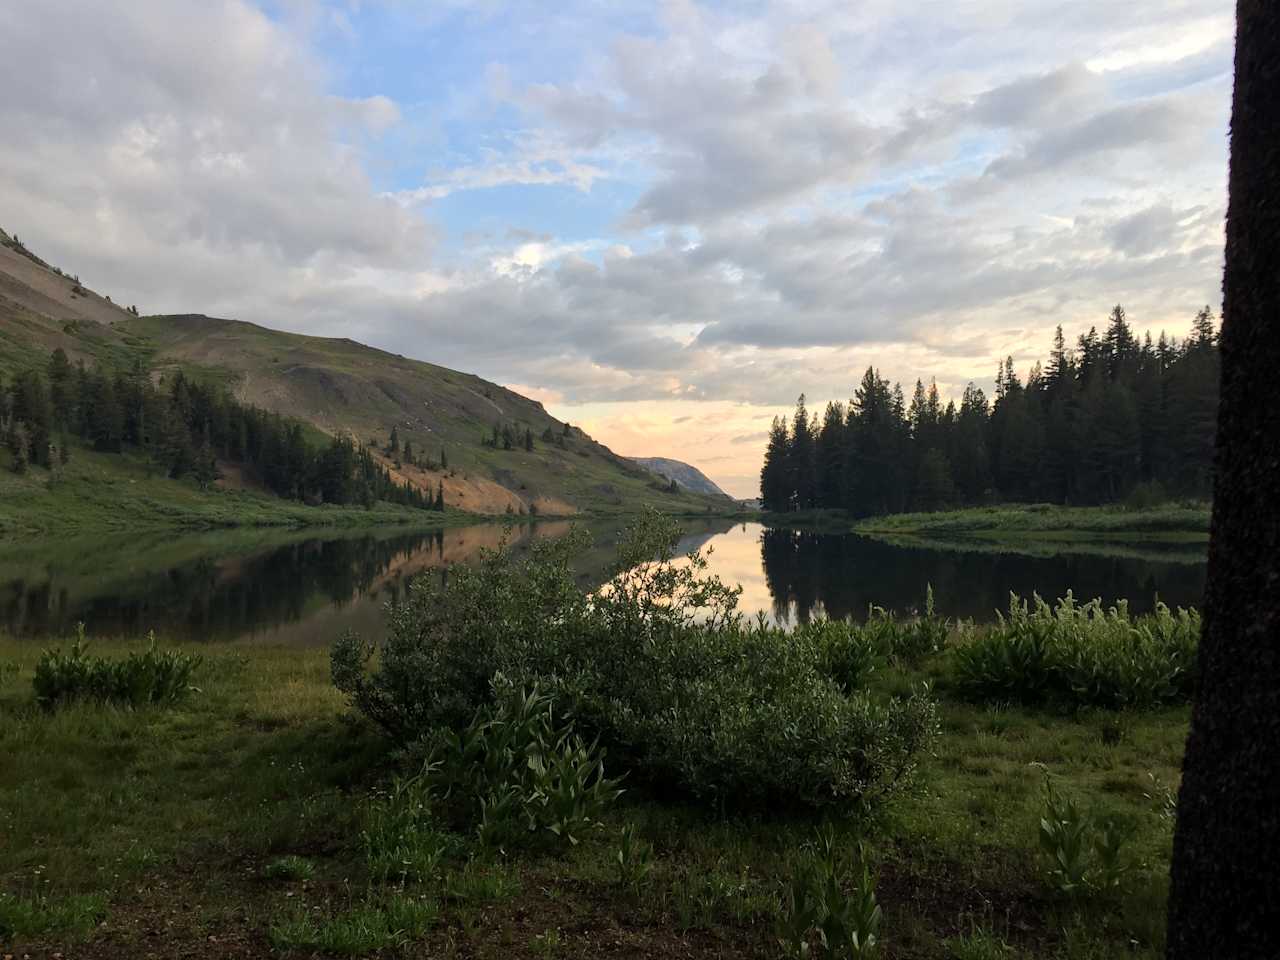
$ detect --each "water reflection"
[756,525,1206,625]
[1,519,1206,644]
[1,522,574,645]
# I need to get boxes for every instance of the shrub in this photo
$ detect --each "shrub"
[333,512,939,812]
[952,594,1199,708]
[802,618,877,693]
[33,627,201,709]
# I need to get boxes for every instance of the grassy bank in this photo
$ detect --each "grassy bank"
[0,444,476,539]
[1,563,1189,958]
[853,503,1209,540]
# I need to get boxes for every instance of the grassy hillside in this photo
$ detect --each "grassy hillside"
[0,236,728,518]
[0,442,459,539]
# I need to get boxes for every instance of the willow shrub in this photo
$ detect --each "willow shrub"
[952,593,1200,709]
[333,511,938,812]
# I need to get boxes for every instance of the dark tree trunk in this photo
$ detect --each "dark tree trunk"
[1166,4,1280,956]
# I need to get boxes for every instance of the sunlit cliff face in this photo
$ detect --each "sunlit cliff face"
[0,2,1230,497]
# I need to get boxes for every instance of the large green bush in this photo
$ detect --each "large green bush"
[333,512,938,811]
[952,593,1199,708]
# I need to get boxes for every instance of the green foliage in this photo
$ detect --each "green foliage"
[779,826,882,959]
[802,618,877,694]
[427,680,622,850]
[1035,766,1133,897]
[0,890,106,941]
[32,626,201,708]
[263,855,315,882]
[946,925,1017,959]
[440,859,521,903]
[952,593,1200,708]
[615,824,654,893]
[1142,771,1178,823]
[269,895,437,954]
[860,585,951,664]
[361,769,459,884]
[333,511,939,811]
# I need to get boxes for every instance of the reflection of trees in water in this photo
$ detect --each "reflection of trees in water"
[2,524,517,642]
[759,527,1208,624]
[5,521,1209,641]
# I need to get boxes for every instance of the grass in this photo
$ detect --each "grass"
[0,627,1187,959]
[853,503,1210,540]
[0,442,472,540]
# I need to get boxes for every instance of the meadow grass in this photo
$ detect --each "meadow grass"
[853,502,1209,540]
[0,626,1186,959]
[0,444,470,540]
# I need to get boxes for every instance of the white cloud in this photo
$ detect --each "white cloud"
[0,0,430,316]
[0,0,1232,495]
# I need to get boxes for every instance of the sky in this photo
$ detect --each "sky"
[0,1,1232,498]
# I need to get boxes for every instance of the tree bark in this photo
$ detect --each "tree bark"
[1166,3,1280,956]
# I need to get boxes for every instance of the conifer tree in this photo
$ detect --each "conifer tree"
[9,421,30,474]
[760,416,790,511]
[816,401,845,508]
[788,395,815,510]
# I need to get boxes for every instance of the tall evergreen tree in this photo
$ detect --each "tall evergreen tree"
[788,395,815,510]
[760,416,791,511]
[815,401,845,509]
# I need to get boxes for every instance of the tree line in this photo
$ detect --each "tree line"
[2,348,444,511]
[760,306,1220,514]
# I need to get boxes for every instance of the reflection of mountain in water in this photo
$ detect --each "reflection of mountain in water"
[1,522,576,644]
[2,519,1207,644]
[759,527,1207,626]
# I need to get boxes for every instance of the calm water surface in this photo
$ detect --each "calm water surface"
[1,520,1206,644]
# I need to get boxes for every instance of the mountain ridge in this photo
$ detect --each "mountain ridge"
[0,232,726,517]
[630,456,733,499]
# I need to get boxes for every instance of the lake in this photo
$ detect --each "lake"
[0,520,1207,644]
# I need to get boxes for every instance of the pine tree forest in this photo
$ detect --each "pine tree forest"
[760,306,1220,514]
[1,349,443,511]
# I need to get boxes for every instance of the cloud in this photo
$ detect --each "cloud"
[0,0,1232,497]
[329,94,403,135]
[0,0,431,313]
[392,134,609,203]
